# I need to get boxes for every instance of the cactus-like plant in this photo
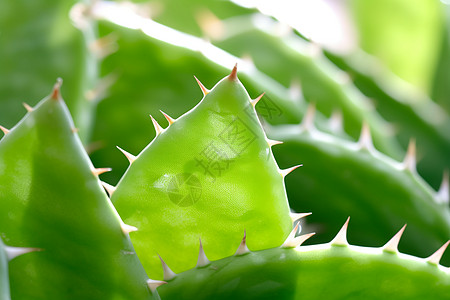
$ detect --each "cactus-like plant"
[1,0,450,299]
[0,84,153,300]
[1,68,449,299]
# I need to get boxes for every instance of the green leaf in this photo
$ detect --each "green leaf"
[158,227,450,299]
[325,50,450,189]
[269,121,450,265]
[112,69,292,279]
[0,84,153,300]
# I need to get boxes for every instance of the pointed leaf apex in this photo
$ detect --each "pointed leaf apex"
[116,146,137,164]
[235,231,250,255]
[160,110,176,125]
[22,102,33,112]
[290,212,312,223]
[228,63,238,81]
[146,279,167,293]
[283,232,316,248]
[92,168,112,176]
[301,103,316,131]
[196,238,210,267]
[251,92,265,107]
[100,181,116,196]
[4,246,41,261]
[51,78,63,100]
[280,165,302,177]
[158,254,177,280]
[402,138,416,172]
[267,138,283,147]
[194,76,210,96]
[120,222,138,235]
[427,240,450,265]
[382,224,407,253]
[358,122,374,151]
[0,126,10,135]
[150,115,164,136]
[331,217,350,246]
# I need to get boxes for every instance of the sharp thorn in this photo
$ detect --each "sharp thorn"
[301,103,316,131]
[160,110,176,125]
[88,33,118,59]
[329,109,343,134]
[158,254,177,280]
[290,212,312,223]
[196,8,225,40]
[92,168,112,176]
[357,122,374,151]
[22,102,33,112]
[51,78,63,100]
[100,181,116,196]
[251,92,265,107]
[267,138,283,147]
[4,246,41,261]
[402,138,416,172]
[0,126,10,135]
[196,238,210,267]
[194,76,210,96]
[150,115,164,136]
[437,170,449,204]
[280,165,302,177]
[281,222,300,248]
[288,79,302,101]
[382,225,407,253]
[116,146,136,164]
[283,232,315,248]
[146,279,167,293]
[85,73,118,102]
[427,240,450,265]
[228,63,238,81]
[120,222,138,235]
[235,231,250,256]
[331,217,350,246]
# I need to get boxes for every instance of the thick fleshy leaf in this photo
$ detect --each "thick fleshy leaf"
[159,241,450,299]
[112,70,292,279]
[325,51,450,189]
[269,122,450,265]
[0,88,153,300]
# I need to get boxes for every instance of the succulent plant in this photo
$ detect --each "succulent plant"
[1,0,450,299]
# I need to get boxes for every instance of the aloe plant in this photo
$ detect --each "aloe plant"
[0,84,153,300]
[1,0,450,299]
[2,70,449,299]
